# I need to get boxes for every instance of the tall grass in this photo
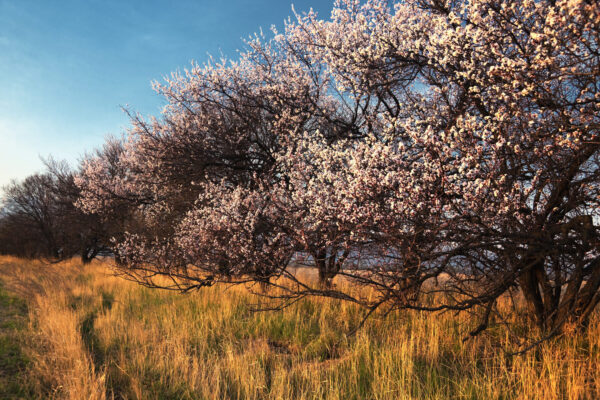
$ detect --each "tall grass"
[0,256,598,399]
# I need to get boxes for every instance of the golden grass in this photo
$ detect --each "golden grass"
[0,255,598,399]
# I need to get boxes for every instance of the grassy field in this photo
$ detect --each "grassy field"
[0,256,598,399]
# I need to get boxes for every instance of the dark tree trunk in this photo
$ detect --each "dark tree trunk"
[520,255,600,334]
[315,248,348,288]
[81,247,99,265]
[519,262,548,331]
[114,252,126,267]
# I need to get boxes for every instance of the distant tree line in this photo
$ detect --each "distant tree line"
[1,0,599,346]
[0,159,108,263]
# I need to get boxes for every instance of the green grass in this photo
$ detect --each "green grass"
[0,282,34,399]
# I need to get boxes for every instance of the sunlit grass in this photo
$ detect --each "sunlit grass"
[0,256,598,399]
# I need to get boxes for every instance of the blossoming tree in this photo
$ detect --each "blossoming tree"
[78,0,600,339]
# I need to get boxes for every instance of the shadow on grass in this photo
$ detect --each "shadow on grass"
[79,290,138,400]
[0,283,35,398]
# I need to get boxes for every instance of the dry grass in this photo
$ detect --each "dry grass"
[0,255,598,399]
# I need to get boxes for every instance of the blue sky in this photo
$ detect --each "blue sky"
[0,0,334,188]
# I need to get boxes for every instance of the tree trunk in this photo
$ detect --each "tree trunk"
[519,258,548,331]
[315,248,348,288]
[520,256,600,334]
[81,247,100,265]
